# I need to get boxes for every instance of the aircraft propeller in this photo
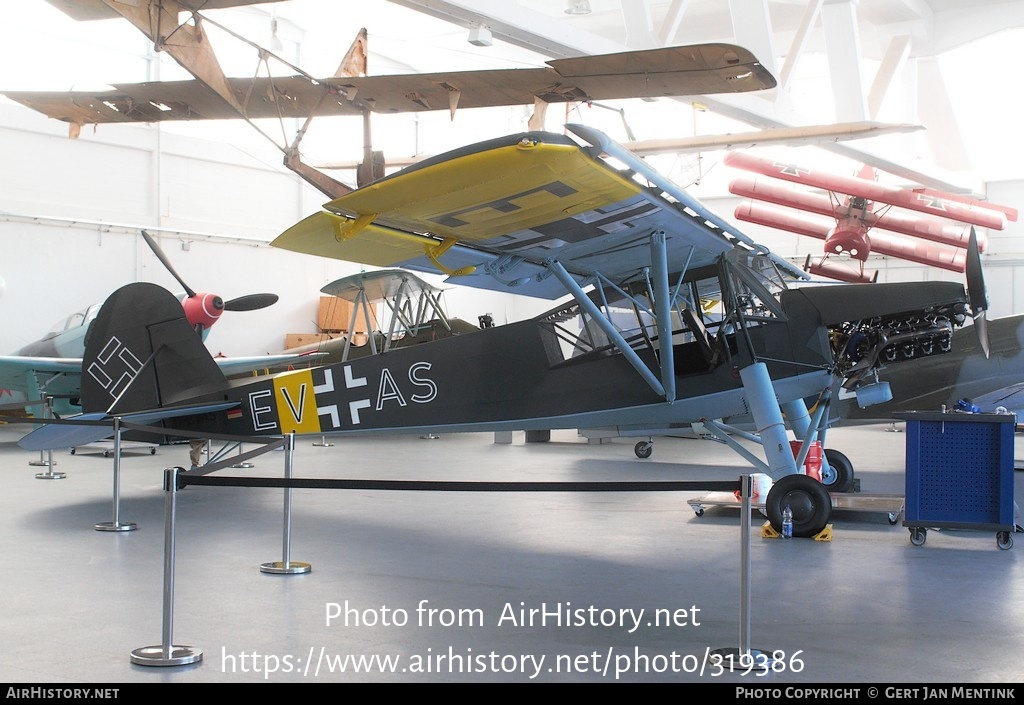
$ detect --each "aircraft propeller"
[965,227,990,359]
[140,229,279,335]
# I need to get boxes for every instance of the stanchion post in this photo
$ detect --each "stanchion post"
[710,474,777,672]
[131,467,203,666]
[32,396,66,478]
[95,417,137,532]
[231,442,254,469]
[261,433,311,575]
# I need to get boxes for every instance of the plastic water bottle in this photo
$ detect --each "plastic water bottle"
[782,505,793,539]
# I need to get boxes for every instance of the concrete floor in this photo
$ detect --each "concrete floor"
[1,421,1023,684]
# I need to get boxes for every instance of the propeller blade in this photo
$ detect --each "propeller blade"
[142,230,196,299]
[224,293,279,312]
[965,227,990,359]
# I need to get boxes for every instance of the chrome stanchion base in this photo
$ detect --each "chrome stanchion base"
[29,460,55,467]
[35,471,67,480]
[312,436,334,447]
[231,461,254,468]
[260,560,311,575]
[707,647,777,672]
[420,434,440,440]
[130,644,203,667]
[95,521,137,532]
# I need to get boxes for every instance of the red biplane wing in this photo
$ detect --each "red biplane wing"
[724,152,1014,230]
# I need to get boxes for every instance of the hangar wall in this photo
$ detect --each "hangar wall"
[0,103,544,357]
[2,99,1023,359]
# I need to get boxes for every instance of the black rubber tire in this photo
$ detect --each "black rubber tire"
[997,531,1013,550]
[634,441,653,459]
[821,448,856,493]
[765,474,832,538]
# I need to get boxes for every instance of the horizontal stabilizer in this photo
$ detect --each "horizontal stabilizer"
[17,401,239,451]
[18,412,116,452]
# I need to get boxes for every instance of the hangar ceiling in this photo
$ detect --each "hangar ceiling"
[383,0,1024,189]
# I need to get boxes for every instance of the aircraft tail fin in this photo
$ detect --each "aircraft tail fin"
[80,282,229,416]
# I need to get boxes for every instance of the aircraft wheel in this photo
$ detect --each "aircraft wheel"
[821,449,855,493]
[634,441,653,459]
[765,474,832,538]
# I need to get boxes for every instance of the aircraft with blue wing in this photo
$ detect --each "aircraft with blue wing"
[14,125,977,537]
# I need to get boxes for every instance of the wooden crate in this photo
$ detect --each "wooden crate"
[318,297,354,333]
[318,296,378,333]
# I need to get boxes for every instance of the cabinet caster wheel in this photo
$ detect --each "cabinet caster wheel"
[997,531,1013,550]
[909,528,927,546]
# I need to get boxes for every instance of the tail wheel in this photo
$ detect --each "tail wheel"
[821,448,855,493]
[765,474,832,538]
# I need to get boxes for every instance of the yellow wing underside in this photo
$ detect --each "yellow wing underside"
[271,139,645,270]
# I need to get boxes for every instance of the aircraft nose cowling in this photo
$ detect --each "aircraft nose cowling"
[182,293,224,331]
[826,219,871,260]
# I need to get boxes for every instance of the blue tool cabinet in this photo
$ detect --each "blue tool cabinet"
[895,411,1016,550]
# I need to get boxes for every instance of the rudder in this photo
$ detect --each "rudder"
[81,282,228,415]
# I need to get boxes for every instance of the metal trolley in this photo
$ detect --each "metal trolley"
[896,411,1017,550]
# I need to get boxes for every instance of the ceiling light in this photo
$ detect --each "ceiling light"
[565,1,592,15]
[468,25,492,46]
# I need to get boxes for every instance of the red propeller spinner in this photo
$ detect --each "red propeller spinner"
[142,230,278,336]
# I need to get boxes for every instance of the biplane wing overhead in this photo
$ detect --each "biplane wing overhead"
[272,125,805,299]
[1,43,775,127]
[724,152,1015,229]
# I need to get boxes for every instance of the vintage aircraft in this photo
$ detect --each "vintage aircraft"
[14,125,977,538]
[5,0,779,195]
[724,151,1019,283]
[280,268,483,368]
[0,229,302,416]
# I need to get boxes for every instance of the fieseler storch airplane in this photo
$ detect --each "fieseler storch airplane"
[0,230,310,416]
[15,124,979,538]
